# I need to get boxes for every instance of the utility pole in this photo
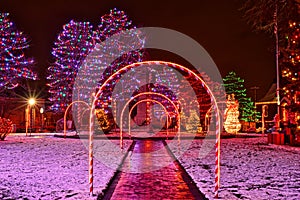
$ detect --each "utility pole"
[250,86,260,103]
[274,3,281,129]
[251,86,260,123]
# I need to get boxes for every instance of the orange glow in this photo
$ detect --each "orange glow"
[89,61,222,196]
[28,98,36,106]
[121,91,180,139]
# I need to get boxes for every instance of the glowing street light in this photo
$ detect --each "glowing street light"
[26,98,36,136]
[40,107,44,132]
[28,98,36,106]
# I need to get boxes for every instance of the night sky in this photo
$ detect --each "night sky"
[0,0,275,100]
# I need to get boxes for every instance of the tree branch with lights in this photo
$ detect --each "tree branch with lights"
[0,13,37,95]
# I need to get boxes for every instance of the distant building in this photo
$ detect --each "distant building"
[255,83,277,130]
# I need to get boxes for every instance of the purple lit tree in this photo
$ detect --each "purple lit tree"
[47,20,94,112]
[94,8,134,43]
[93,8,146,111]
[0,13,37,95]
[47,9,146,114]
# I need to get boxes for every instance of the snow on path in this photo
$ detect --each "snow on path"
[0,135,132,200]
[171,136,300,200]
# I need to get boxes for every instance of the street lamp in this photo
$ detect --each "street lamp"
[28,98,36,106]
[40,107,44,132]
[26,98,36,136]
[274,4,281,130]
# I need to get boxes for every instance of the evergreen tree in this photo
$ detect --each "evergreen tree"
[241,0,300,122]
[0,13,37,94]
[47,20,94,112]
[186,109,202,133]
[179,110,188,131]
[223,71,257,122]
[281,21,300,112]
[93,8,145,112]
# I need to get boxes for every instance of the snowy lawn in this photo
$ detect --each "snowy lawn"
[171,136,300,200]
[0,135,132,200]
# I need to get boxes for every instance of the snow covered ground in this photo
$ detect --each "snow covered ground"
[1,134,299,200]
[171,136,300,200]
[0,134,132,200]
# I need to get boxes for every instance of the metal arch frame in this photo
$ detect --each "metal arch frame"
[88,61,221,197]
[127,99,170,139]
[64,100,90,138]
[119,92,180,148]
[120,92,180,147]
[166,111,179,132]
[205,105,213,132]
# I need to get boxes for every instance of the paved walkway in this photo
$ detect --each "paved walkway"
[106,140,204,200]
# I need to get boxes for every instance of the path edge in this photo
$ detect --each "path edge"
[162,140,209,200]
[97,140,136,200]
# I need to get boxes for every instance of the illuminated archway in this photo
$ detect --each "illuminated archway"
[88,61,221,197]
[120,92,180,140]
[205,105,212,132]
[119,92,180,148]
[64,100,90,138]
[128,99,170,139]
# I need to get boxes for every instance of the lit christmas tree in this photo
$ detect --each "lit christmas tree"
[179,109,188,130]
[47,20,94,112]
[183,70,219,128]
[186,109,202,133]
[46,9,145,133]
[281,21,300,112]
[94,8,146,113]
[223,71,257,122]
[0,13,37,94]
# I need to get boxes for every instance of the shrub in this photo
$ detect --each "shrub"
[0,117,13,140]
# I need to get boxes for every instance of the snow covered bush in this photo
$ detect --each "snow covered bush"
[0,117,13,140]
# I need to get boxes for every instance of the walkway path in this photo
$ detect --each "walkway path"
[102,139,206,200]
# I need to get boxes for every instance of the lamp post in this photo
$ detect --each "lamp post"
[262,105,268,136]
[251,86,260,124]
[25,107,29,136]
[26,98,36,136]
[40,107,44,132]
[274,3,281,130]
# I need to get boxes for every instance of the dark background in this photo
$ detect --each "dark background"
[0,0,275,100]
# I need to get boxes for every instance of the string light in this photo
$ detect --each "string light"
[0,13,37,93]
[281,21,300,103]
[47,8,145,113]
[47,19,94,112]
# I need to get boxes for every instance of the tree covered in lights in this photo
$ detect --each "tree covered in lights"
[186,109,202,133]
[94,8,146,112]
[47,20,94,112]
[223,71,257,122]
[94,7,145,77]
[0,13,37,95]
[46,8,145,134]
[281,21,300,111]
